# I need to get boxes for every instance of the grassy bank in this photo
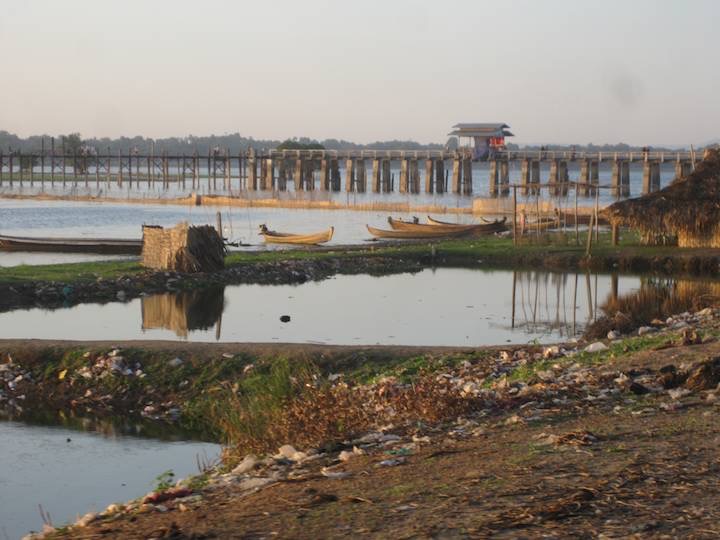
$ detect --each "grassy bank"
[2,230,718,287]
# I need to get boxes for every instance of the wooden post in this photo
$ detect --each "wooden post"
[462,157,473,195]
[399,157,408,193]
[536,190,541,239]
[295,157,305,191]
[320,158,330,191]
[247,150,257,191]
[211,150,217,191]
[488,159,498,196]
[345,157,355,192]
[585,212,595,256]
[216,211,223,238]
[40,138,45,186]
[331,158,341,191]
[611,223,619,246]
[356,158,367,192]
[381,159,391,192]
[451,156,462,194]
[574,183,579,245]
[61,143,66,187]
[409,159,420,194]
[594,185,600,244]
[126,151,131,188]
[50,137,55,187]
[424,159,434,194]
[499,160,509,196]
[72,150,78,186]
[118,150,123,186]
[512,185,518,246]
[435,159,445,194]
[30,152,35,186]
[0,151,3,186]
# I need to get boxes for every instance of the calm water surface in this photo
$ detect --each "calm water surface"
[0,268,642,345]
[0,419,219,540]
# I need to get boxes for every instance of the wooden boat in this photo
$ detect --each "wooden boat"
[389,216,507,234]
[259,225,334,245]
[426,216,509,228]
[0,234,142,254]
[367,224,477,239]
[554,210,609,226]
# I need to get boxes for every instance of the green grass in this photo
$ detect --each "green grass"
[0,259,142,283]
[0,229,713,286]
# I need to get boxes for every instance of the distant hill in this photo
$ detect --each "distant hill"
[0,130,709,154]
[0,131,443,154]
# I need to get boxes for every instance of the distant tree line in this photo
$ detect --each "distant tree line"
[0,130,693,155]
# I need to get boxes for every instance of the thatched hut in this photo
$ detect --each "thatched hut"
[142,222,226,273]
[604,148,720,247]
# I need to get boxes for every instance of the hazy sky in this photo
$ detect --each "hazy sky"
[0,0,718,145]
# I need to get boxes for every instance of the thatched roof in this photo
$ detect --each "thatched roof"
[142,223,226,273]
[604,149,720,245]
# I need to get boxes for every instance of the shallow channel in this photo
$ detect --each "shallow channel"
[0,268,643,345]
[0,417,219,540]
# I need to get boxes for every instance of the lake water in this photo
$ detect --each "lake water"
[0,160,677,204]
[0,417,219,540]
[0,268,642,345]
[0,198,450,266]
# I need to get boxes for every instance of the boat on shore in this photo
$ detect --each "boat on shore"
[0,234,142,254]
[259,225,334,245]
[367,224,477,239]
[554,210,608,226]
[423,216,508,231]
[389,216,508,235]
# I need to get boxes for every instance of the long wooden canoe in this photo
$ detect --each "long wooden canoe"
[260,226,334,245]
[555,210,609,226]
[367,224,477,239]
[0,234,142,254]
[425,216,508,229]
[389,216,507,234]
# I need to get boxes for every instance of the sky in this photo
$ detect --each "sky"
[0,0,718,146]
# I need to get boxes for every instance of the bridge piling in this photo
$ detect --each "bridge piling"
[435,159,445,193]
[462,157,473,195]
[381,159,391,192]
[330,159,341,191]
[371,158,381,193]
[356,158,367,192]
[399,158,409,193]
[451,157,462,194]
[320,158,329,191]
[424,159,434,194]
[345,158,355,192]
[642,161,661,194]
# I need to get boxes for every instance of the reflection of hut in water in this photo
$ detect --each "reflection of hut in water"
[587,276,720,339]
[605,149,720,246]
[603,278,720,323]
[141,287,225,338]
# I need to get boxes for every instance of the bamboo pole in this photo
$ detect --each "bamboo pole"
[585,212,595,256]
[574,183,579,245]
[594,184,600,243]
[512,185,518,246]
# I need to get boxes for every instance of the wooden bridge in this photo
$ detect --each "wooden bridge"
[0,145,703,198]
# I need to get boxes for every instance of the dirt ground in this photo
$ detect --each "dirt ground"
[50,340,720,539]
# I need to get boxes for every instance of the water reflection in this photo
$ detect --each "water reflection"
[601,277,720,323]
[0,269,644,345]
[509,270,608,339]
[141,286,225,339]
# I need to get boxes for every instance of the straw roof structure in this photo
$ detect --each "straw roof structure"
[142,222,226,273]
[604,148,720,247]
